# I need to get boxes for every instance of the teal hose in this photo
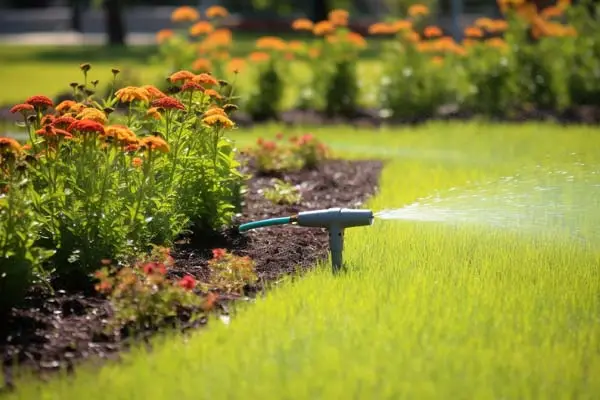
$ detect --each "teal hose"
[238,216,292,233]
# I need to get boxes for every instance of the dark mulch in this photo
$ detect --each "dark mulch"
[0,158,383,387]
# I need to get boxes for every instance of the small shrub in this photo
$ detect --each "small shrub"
[263,179,302,205]
[94,246,208,332]
[245,38,290,121]
[207,248,257,294]
[253,133,329,175]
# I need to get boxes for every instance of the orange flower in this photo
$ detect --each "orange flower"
[474,17,494,30]
[115,86,149,103]
[156,29,174,44]
[463,38,478,48]
[55,100,77,114]
[404,31,420,43]
[346,32,367,48]
[171,6,199,23]
[104,125,137,145]
[423,26,442,38]
[205,5,228,19]
[464,26,484,38]
[67,119,105,135]
[132,157,143,168]
[76,108,107,124]
[368,22,395,35]
[141,85,167,100]
[308,47,320,58]
[408,4,429,17]
[292,18,313,31]
[192,58,212,72]
[26,95,53,109]
[205,29,232,47]
[151,97,186,110]
[393,20,413,32]
[485,37,509,51]
[227,57,246,74]
[140,136,170,153]
[189,21,214,36]
[9,103,34,114]
[0,137,23,153]
[287,40,304,51]
[488,19,508,33]
[328,9,349,26]
[248,51,270,62]
[169,70,196,84]
[203,114,234,128]
[313,20,335,36]
[256,36,287,51]
[178,275,196,290]
[193,73,219,86]
[203,89,222,99]
[541,6,564,19]
[146,107,162,120]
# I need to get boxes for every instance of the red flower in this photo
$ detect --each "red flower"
[181,81,205,92]
[68,119,105,134]
[262,140,276,151]
[41,114,55,126]
[142,262,166,275]
[212,248,227,260]
[52,115,76,129]
[35,125,73,139]
[9,103,34,114]
[151,96,186,110]
[25,95,54,108]
[178,275,196,291]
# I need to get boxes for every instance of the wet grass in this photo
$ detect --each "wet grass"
[4,122,600,399]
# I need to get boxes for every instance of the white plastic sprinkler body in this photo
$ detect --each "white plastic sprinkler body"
[295,208,374,272]
[238,207,374,273]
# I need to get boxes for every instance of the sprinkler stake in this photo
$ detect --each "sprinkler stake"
[238,208,374,272]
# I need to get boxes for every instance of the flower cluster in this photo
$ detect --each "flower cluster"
[252,133,329,175]
[207,248,257,294]
[0,64,242,312]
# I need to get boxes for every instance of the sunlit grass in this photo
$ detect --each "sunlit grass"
[5,122,600,399]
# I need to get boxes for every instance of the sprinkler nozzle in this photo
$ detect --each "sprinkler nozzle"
[238,208,373,273]
[296,208,373,272]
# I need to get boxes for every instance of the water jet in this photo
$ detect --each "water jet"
[238,208,374,272]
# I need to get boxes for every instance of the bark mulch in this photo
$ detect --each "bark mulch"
[0,158,383,390]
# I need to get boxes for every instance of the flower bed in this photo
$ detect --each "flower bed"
[148,1,600,125]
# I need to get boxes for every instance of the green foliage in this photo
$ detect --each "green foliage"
[263,179,301,205]
[1,65,243,299]
[207,248,258,294]
[246,57,285,121]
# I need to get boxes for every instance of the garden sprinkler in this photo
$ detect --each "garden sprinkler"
[238,208,374,272]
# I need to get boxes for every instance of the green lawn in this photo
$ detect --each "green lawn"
[5,122,600,399]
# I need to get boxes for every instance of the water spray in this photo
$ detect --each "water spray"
[238,208,374,272]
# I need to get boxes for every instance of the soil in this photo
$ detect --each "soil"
[0,158,383,390]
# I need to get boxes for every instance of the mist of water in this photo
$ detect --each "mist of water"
[374,165,600,244]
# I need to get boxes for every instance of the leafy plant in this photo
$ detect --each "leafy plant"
[252,133,329,175]
[94,246,211,332]
[207,248,258,294]
[263,179,301,205]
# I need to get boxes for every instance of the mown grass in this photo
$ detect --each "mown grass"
[4,122,600,399]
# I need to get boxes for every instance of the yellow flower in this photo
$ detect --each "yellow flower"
[104,125,137,145]
[76,108,107,124]
[292,18,313,31]
[203,114,234,128]
[408,4,429,17]
[171,6,199,23]
[140,136,170,153]
[392,20,413,32]
[464,26,484,38]
[204,107,227,117]
[205,5,228,19]
[115,86,150,103]
[189,21,214,36]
